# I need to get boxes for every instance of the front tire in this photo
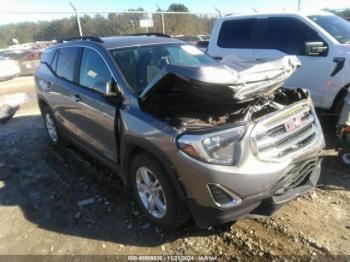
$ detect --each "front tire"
[130,153,188,229]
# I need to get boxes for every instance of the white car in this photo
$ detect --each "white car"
[207,11,350,112]
[0,58,20,81]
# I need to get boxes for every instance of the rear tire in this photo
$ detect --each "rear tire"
[42,106,62,147]
[339,149,350,169]
[130,153,189,229]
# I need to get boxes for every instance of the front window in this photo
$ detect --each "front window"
[79,48,112,92]
[260,17,324,56]
[110,43,215,92]
[309,14,350,44]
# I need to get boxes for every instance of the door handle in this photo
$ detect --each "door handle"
[212,56,222,60]
[45,81,53,89]
[73,94,81,103]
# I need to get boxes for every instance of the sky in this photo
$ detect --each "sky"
[0,0,349,24]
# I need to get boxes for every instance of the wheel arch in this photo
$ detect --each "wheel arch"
[331,83,349,113]
[120,136,187,202]
[37,98,48,114]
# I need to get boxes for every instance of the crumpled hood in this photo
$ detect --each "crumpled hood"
[139,55,301,103]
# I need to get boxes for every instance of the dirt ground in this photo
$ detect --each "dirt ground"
[0,77,349,260]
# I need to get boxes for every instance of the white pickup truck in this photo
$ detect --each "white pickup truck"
[207,11,350,112]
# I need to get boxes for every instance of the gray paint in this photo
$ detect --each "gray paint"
[35,36,325,227]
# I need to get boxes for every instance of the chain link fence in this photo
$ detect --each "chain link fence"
[0,11,220,50]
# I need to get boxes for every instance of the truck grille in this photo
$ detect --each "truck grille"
[251,102,319,161]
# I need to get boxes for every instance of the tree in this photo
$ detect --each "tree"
[167,4,189,12]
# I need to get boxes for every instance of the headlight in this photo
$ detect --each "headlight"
[177,125,246,165]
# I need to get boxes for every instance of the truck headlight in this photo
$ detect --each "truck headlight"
[177,125,246,165]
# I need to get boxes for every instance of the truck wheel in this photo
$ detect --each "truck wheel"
[42,106,62,147]
[339,149,350,169]
[130,153,188,229]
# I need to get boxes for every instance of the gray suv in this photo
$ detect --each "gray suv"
[35,35,325,229]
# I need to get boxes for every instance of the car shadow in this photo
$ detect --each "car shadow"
[0,114,231,248]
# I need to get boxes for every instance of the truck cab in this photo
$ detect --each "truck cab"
[207,11,350,111]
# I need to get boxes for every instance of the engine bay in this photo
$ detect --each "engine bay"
[142,85,310,132]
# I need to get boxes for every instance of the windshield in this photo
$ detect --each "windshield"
[308,14,350,44]
[110,43,216,92]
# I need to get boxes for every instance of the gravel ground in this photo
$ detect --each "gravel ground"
[0,77,349,260]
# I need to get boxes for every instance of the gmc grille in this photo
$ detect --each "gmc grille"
[251,102,319,161]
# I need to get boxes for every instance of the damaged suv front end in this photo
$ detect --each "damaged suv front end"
[111,42,325,228]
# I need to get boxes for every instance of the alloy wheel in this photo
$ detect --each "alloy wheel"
[45,112,58,143]
[136,167,167,218]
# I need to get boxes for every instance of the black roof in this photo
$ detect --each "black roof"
[101,35,183,49]
[51,35,184,51]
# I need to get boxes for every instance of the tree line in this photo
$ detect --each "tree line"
[0,4,216,48]
[0,4,349,49]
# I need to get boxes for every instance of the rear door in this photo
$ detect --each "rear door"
[253,17,333,107]
[208,18,256,60]
[48,46,82,133]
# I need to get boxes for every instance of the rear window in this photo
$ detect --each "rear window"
[56,47,80,82]
[217,19,256,48]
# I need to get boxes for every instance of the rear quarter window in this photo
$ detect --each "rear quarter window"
[217,19,256,48]
[41,49,55,65]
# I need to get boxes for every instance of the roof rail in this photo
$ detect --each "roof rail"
[130,33,171,38]
[59,36,104,43]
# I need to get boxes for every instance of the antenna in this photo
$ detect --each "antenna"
[298,0,301,10]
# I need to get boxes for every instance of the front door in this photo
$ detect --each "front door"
[70,47,118,161]
[253,17,333,108]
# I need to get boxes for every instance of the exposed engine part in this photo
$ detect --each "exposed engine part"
[140,55,307,132]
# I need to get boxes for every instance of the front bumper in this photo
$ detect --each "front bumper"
[188,157,322,228]
[171,129,324,228]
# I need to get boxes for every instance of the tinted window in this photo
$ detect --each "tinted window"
[41,49,55,65]
[309,15,350,44]
[260,17,324,55]
[51,50,58,72]
[110,43,215,92]
[56,47,80,82]
[79,48,112,92]
[217,19,256,48]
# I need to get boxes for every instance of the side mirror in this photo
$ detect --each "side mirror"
[305,42,328,56]
[105,81,119,97]
[93,81,119,97]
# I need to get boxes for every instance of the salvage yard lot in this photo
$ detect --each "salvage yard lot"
[0,77,349,259]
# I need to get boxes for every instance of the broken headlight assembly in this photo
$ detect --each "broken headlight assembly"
[177,125,246,165]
